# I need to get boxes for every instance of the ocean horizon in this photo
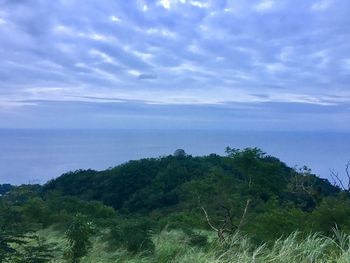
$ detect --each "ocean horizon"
[1,129,349,185]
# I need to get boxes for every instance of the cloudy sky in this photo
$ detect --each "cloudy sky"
[0,0,349,130]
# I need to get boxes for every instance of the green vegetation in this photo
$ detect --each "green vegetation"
[0,184,13,195]
[1,147,350,262]
[65,213,94,263]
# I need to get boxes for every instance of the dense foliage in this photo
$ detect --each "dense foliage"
[0,184,13,196]
[0,148,349,261]
[65,213,94,263]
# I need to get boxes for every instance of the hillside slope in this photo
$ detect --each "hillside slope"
[41,148,344,240]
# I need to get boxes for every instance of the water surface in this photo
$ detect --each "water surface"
[0,129,349,185]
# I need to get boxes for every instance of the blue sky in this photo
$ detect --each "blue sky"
[0,0,349,130]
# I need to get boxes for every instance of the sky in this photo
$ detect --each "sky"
[0,0,349,130]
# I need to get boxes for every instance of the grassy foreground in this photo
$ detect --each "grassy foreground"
[38,227,350,263]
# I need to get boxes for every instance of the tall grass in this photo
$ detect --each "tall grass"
[38,228,350,262]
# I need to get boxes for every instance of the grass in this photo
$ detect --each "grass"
[36,227,350,263]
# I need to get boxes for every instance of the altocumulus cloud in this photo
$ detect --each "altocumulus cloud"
[0,0,349,130]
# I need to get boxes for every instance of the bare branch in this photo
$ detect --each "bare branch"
[220,205,237,229]
[292,174,316,200]
[202,204,244,242]
[329,169,338,187]
[238,199,251,230]
[301,181,313,196]
[201,207,218,232]
[330,169,346,191]
[346,161,350,191]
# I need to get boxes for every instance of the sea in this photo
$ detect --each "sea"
[0,129,349,185]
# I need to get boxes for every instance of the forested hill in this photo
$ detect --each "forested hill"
[43,147,337,215]
[2,147,350,262]
[36,147,349,242]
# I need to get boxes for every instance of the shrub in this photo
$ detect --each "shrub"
[65,213,95,263]
[109,219,155,254]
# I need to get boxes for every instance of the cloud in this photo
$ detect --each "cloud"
[138,73,157,80]
[88,49,117,64]
[145,27,176,38]
[189,1,209,9]
[0,18,6,25]
[0,100,37,110]
[158,0,171,9]
[0,0,349,130]
[254,0,275,12]
[278,46,294,62]
[311,0,333,11]
[342,59,350,72]
[110,15,121,23]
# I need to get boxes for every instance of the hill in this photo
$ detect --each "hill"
[42,148,344,237]
[1,147,350,262]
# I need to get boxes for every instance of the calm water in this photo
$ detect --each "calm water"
[0,129,349,185]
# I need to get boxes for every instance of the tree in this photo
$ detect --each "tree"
[0,230,54,263]
[65,213,94,263]
[225,147,266,188]
[201,200,250,242]
[0,228,26,261]
[11,236,55,263]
